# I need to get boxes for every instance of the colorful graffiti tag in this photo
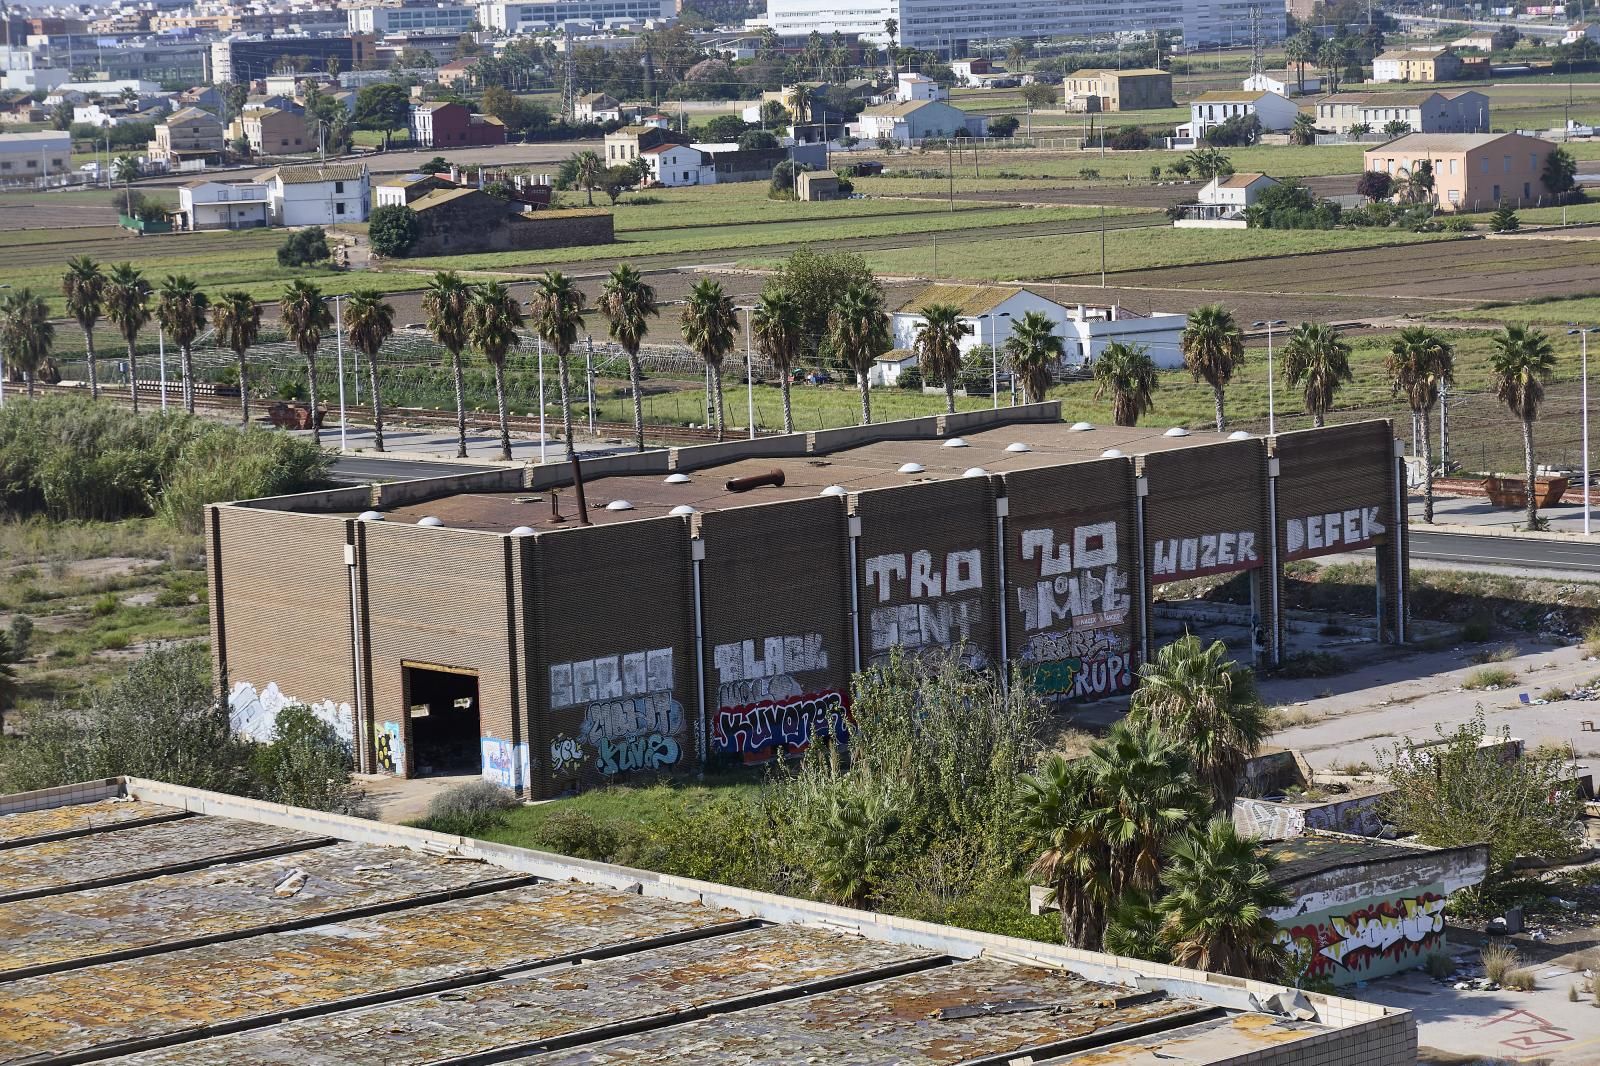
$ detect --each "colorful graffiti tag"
[481,737,532,790]
[550,647,683,779]
[1276,892,1447,979]
[709,632,844,761]
[1014,522,1134,700]
[375,721,403,774]
[712,691,848,761]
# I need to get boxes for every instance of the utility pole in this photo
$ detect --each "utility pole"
[1249,4,1265,78]
[560,24,576,122]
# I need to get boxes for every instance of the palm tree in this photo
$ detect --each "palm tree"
[1083,721,1203,901]
[1005,311,1065,404]
[530,270,589,516]
[1022,754,1112,949]
[1490,324,1558,530]
[422,271,472,458]
[596,264,658,453]
[155,274,209,414]
[0,289,54,397]
[829,280,890,426]
[210,291,260,424]
[112,154,140,215]
[1157,817,1290,980]
[681,279,738,441]
[1093,341,1159,426]
[752,286,804,433]
[1288,112,1318,146]
[278,279,331,446]
[1388,326,1455,524]
[574,149,603,206]
[912,303,969,414]
[1284,29,1314,91]
[785,83,812,125]
[1181,304,1245,432]
[61,256,105,400]
[103,263,150,413]
[466,281,523,462]
[1280,322,1353,428]
[1129,633,1267,814]
[884,18,899,80]
[345,290,395,453]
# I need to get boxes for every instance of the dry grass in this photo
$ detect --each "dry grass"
[1482,943,1521,985]
[1463,667,1517,691]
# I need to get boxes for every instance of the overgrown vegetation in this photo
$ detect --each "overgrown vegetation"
[0,398,331,529]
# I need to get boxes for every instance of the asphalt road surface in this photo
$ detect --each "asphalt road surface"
[1410,530,1600,573]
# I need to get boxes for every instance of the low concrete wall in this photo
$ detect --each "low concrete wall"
[810,415,942,454]
[528,449,672,490]
[235,485,375,513]
[372,467,526,509]
[938,400,1061,436]
[671,435,809,472]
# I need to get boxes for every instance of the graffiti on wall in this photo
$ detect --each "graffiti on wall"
[1015,522,1134,700]
[481,737,532,790]
[550,647,683,778]
[375,721,403,774]
[229,681,354,748]
[864,547,987,665]
[1285,506,1385,560]
[710,633,845,760]
[1150,529,1259,583]
[1276,892,1446,979]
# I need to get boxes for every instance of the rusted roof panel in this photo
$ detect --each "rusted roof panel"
[0,800,183,845]
[0,882,743,1063]
[0,841,520,976]
[116,926,931,1065]
[512,959,1212,1065]
[1038,1013,1332,1064]
[0,816,325,899]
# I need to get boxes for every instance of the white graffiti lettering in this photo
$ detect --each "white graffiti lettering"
[869,599,978,653]
[713,633,828,685]
[1151,530,1258,581]
[550,647,672,710]
[229,681,354,748]
[1286,506,1385,558]
[863,548,985,601]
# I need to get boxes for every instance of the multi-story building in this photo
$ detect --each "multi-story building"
[408,101,507,147]
[1180,89,1299,137]
[1062,68,1173,112]
[232,107,311,156]
[1364,132,1555,212]
[0,130,69,182]
[1371,49,1463,83]
[208,36,376,85]
[149,105,226,167]
[177,178,271,229]
[1316,90,1489,136]
[349,1,478,35]
[268,163,370,226]
[763,0,1281,52]
[476,0,673,33]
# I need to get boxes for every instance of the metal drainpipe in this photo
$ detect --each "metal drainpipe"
[1267,455,1282,667]
[344,536,369,773]
[847,512,863,674]
[1134,474,1150,666]
[691,534,708,770]
[1393,438,1407,644]
[994,494,1009,690]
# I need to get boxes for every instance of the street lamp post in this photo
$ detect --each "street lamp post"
[986,311,1012,410]
[1252,319,1286,434]
[158,324,167,411]
[327,293,347,454]
[0,285,11,404]
[737,304,757,439]
[1570,326,1595,535]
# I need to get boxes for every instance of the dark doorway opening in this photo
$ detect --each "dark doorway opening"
[405,663,481,776]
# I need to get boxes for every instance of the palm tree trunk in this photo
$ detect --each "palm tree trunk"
[944,378,956,414]
[556,349,575,449]
[627,350,644,452]
[1524,415,1537,530]
[238,350,249,425]
[1420,407,1434,524]
[306,353,320,446]
[859,373,872,425]
[368,350,385,453]
[84,327,98,400]
[25,371,33,398]
[128,339,139,414]
[710,362,725,442]
[181,343,194,414]
[1213,385,1225,432]
[780,374,794,433]
[451,349,467,458]
[493,359,510,461]
[1314,409,1325,428]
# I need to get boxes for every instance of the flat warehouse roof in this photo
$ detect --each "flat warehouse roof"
[0,779,1411,1065]
[365,420,1257,532]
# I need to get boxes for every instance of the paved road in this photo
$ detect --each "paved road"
[1410,529,1600,572]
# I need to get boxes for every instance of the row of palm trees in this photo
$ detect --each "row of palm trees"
[910,306,1063,414]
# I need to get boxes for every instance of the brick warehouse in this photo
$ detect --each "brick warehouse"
[206,404,1408,797]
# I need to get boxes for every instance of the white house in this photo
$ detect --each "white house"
[852,99,985,145]
[0,130,71,182]
[1243,70,1321,97]
[268,163,369,226]
[640,142,714,186]
[177,178,271,230]
[893,72,945,103]
[1179,90,1300,138]
[885,283,1189,379]
[1564,22,1600,44]
[1175,172,1282,228]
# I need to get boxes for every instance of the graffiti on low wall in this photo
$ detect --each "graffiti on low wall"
[482,737,532,791]
[1150,528,1260,583]
[375,721,403,774]
[1015,522,1134,700]
[710,633,845,761]
[550,647,684,779]
[864,547,987,666]
[1276,891,1447,981]
[1285,506,1385,560]
[229,681,354,748]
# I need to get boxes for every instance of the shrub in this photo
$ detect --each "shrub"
[1482,942,1520,984]
[1461,614,1494,642]
[1490,202,1520,233]
[1464,666,1515,689]
[419,779,518,836]
[531,809,623,861]
[251,703,371,817]
[737,129,779,151]
[367,204,418,258]
[988,115,1020,138]
[90,593,119,618]
[1506,968,1537,991]
[1108,124,1151,151]
[1424,952,1455,979]
[1444,216,1473,232]
[7,615,31,660]
[276,226,331,267]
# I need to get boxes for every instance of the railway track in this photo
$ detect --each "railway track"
[24,381,728,445]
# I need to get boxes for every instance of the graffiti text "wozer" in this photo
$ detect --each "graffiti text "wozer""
[1151,530,1258,582]
[1286,507,1385,559]
[712,691,846,756]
